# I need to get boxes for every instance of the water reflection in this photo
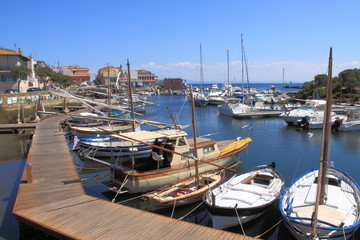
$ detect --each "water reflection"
[0,133,31,161]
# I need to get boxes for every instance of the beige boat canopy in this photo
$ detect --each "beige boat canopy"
[110,129,188,142]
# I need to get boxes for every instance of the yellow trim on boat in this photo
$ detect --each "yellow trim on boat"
[219,137,252,157]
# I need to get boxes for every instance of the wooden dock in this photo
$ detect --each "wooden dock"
[233,111,283,119]
[0,123,37,132]
[12,115,257,239]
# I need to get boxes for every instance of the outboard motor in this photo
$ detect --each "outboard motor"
[297,116,310,128]
[333,117,342,132]
[269,162,276,169]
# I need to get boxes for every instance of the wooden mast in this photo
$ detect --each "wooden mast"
[311,47,333,238]
[127,59,135,132]
[107,65,112,118]
[189,87,200,188]
[227,49,230,87]
[199,43,204,95]
[241,34,245,104]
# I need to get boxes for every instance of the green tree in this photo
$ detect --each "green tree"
[52,72,71,86]
[314,74,328,87]
[296,68,360,101]
[35,65,54,79]
[10,65,31,81]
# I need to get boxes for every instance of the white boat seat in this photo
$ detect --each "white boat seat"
[222,194,261,206]
[152,152,164,161]
[293,205,346,227]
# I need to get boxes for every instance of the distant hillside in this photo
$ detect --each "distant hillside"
[295,68,360,103]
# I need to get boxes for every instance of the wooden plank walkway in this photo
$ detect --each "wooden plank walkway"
[13,115,257,240]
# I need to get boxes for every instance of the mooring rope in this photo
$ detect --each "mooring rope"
[234,205,246,236]
[254,218,283,238]
[170,198,177,218]
[112,174,129,202]
[115,193,146,204]
[178,202,204,220]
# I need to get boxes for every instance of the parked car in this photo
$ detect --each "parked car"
[27,87,42,92]
[4,89,19,94]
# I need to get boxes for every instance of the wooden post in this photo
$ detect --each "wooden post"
[20,103,25,123]
[25,162,33,183]
[63,97,69,113]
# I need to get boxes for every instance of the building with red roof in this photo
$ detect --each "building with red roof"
[0,47,38,93]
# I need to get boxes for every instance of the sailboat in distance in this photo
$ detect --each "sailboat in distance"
[279,47,360,240]
[193,43,209,107]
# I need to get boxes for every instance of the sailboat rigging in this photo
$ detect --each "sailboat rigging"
[193,43,209,107]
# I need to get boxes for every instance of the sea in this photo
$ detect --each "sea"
[1,82,360,240]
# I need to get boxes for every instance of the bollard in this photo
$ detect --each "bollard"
[25,162,33,183]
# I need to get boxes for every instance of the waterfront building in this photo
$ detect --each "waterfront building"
[0,48,39,92]
[137,70,157,86]
[97,66,121,85]
[163,77,186,90]
[61,65,90,86]
[96,65,158,87]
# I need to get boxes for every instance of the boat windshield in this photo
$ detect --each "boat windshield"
[297,106,315,111]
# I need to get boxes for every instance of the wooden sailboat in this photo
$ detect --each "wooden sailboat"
[141,88,225,211]
[103,95,252,193]
[142,169,225,211]
[279,47,360,240]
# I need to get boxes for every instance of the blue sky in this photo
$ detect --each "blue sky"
[1,0,359,83]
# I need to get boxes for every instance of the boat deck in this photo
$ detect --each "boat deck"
[12,114,257,239]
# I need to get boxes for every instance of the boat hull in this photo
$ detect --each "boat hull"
[143,171,225,211]
[203,166,284,229]
[110,151,242,193]
[208,210,266,229]
[280,167,360,240]
[338,121,360,131]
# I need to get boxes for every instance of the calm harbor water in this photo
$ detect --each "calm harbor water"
[0,133,31,240]
[1,85,360,239]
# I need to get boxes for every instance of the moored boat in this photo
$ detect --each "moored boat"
[104,132,252,193]
[280,100,327,125]
[203,163,285,229]
[280,47,360,240]
[335,107,360,131]
[142,170,225,211]
[280,167,360,240]
[69,122,138,138]
[75,129,180,160]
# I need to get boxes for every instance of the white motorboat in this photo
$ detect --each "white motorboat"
[280,99,327,125]
[334,107,360,131]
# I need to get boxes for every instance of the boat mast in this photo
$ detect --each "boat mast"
[227,49,230,87]
[200,43,204,95]
[189,87,200,188]
[283,68,285,86]
[126,59,135,131]
[107,65,112,118]
[311,47,333,238]
[241,34,245,104]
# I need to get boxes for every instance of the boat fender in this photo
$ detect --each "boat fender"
[236,137,242,141]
